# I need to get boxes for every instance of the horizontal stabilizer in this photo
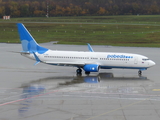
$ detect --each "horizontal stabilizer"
[32,52,41,65]
[34,61,40,66]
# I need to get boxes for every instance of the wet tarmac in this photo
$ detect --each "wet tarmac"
[0,43,160,120]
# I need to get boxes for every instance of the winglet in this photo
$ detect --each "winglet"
[87,43,94,52]
[32,52,41,65]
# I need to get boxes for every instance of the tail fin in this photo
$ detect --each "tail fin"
[17,23,48,54]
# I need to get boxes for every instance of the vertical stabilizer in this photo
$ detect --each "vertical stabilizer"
[17,23,48,54]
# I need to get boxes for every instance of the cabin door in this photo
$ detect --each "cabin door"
[134,57,138,64]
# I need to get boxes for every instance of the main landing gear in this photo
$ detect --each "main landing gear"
[76,68,82,74]
[76,68,90,75]
[85,71,90,75]
[138,70,142,75]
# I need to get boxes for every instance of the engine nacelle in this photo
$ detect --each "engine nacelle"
[84,76,100,83]
[83,64,99,72]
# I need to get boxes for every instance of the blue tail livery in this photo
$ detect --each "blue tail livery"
[17,23,48,54]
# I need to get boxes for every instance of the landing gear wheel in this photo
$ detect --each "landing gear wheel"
[138,70,142,75]
[85,71,90,75]
[76,68,82,75]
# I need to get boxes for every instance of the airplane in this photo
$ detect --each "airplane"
[17,23,155,75]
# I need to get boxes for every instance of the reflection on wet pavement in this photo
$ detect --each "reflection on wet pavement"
[19,85,45,117]
[9,73,150,117]
[18,73,152,100]
[0,73,151,106]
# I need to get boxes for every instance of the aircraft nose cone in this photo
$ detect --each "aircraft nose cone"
[150,61,156,66]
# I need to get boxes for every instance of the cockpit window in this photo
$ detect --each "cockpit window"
[142,58,149,61]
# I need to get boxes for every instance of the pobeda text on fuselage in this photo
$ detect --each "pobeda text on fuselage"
[17,23,156,75]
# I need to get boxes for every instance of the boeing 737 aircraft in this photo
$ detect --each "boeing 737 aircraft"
[17,23,155,75]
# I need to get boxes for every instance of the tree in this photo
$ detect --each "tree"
[34,10,45,16]
[150,1,159,14]
[20,3,29,16]
[1,0,160,17]
[97,7,106,15]
[10,1,20,17]
[0,6,5,16]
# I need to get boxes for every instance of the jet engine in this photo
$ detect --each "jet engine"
[83,64,99,72]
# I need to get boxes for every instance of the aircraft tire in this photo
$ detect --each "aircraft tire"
[76,68,82,74]
[85,71,90,75]
[138,70,142,75]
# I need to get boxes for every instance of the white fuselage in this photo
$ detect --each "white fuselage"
[22,50,155,70]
